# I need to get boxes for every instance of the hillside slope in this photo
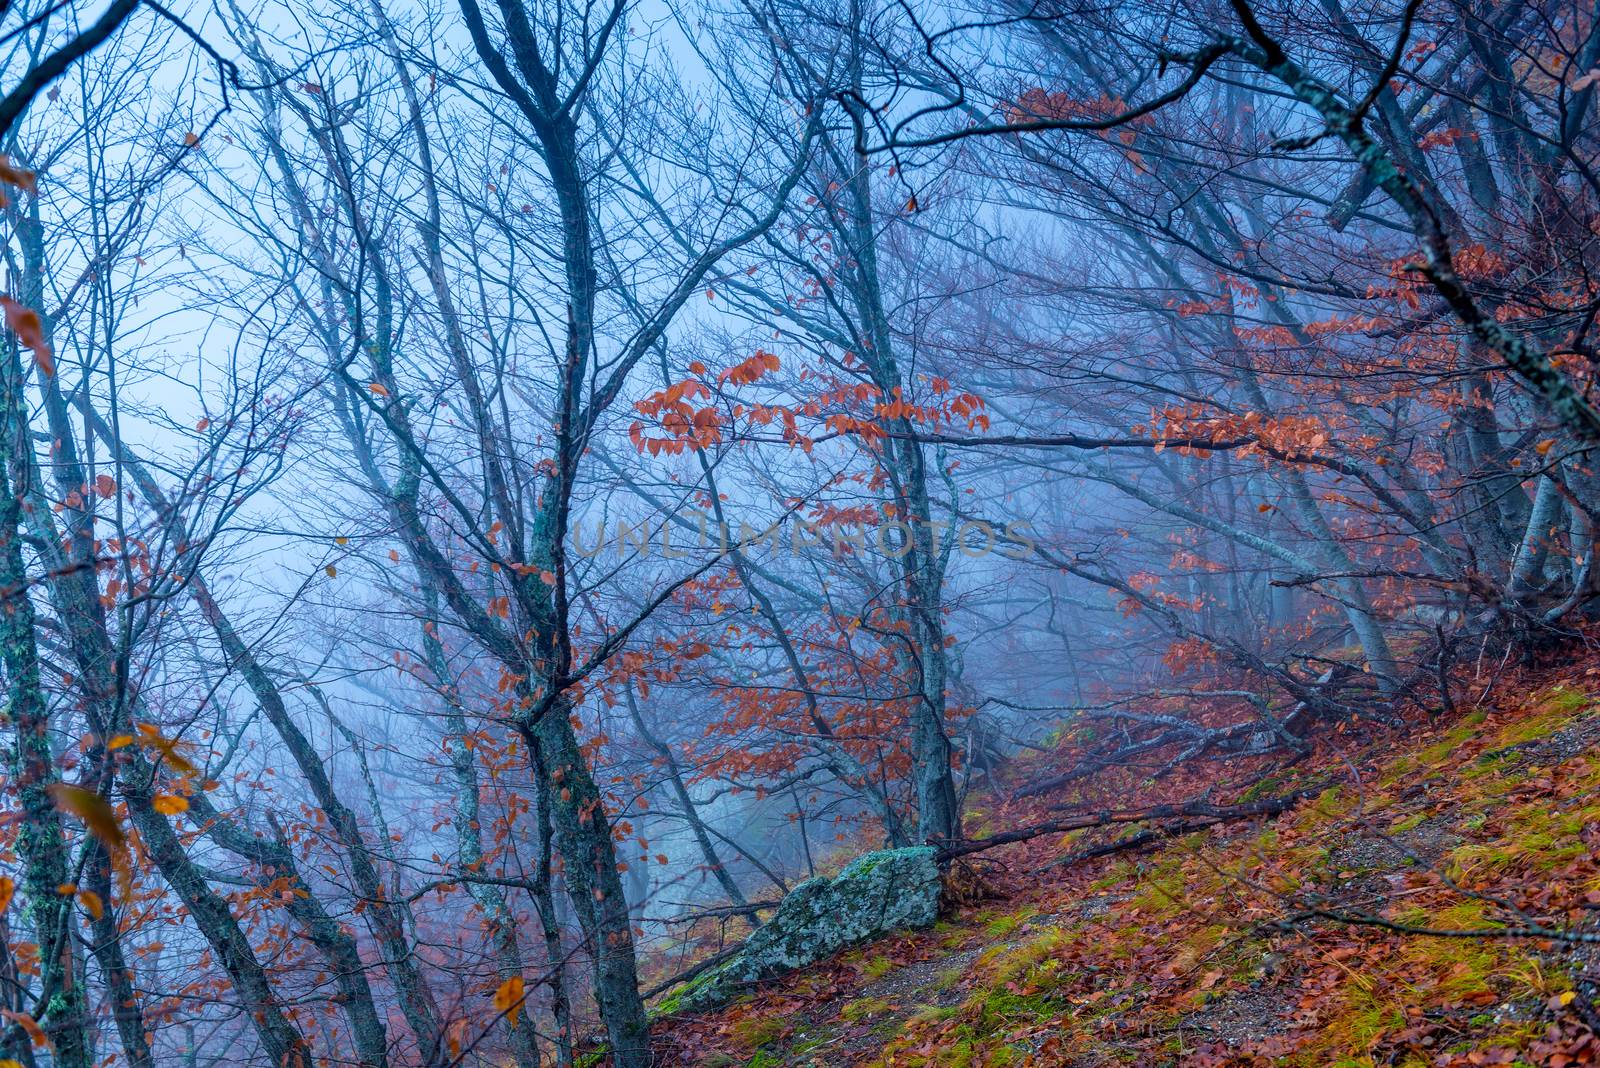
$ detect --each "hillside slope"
[649,667,1600,1067]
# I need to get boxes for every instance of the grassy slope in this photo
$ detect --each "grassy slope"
[650,665,1600,1067]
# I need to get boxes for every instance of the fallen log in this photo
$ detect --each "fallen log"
[937,787,1320,862]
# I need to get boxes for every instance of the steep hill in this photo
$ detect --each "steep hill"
[649,664,1600,1067]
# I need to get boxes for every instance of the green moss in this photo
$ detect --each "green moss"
[1128,857,1189,920]
[1313,980,1404,1061]
[863,955,894,980]
[966,986,1071,1028]
[983,907,1037,938]
[980,929,1070,987]
[1458,759,1528,799]
[790,1033,829,1055]
[1541,685,1590,715]
[1477,1021,1551,1053]
[1183,924,1229,962]
[871,1018,905,1042]
[908,1004,959,1026]
[1239,768,1294,802]
[1415,721,1478,767]
[871,1022,982,1068]
[1487,686,1592,750]
[1087,857,1137,893]
[1378,754,1415,786]
[1295,786,1353,830]
[730,1015,786,1050]
[841,996,893,1023]
[651,956,732,1017]
[870,926,1080,1062]
[1395,905,1503,1001]
[1448,788,1599,880]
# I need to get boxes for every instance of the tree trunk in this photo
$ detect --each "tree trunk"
[523,699,648,1067]
[0,407,90,1068]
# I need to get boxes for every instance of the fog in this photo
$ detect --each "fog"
[0,0,1593,1063]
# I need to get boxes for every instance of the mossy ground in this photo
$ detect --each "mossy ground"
[648,666,1600,1067]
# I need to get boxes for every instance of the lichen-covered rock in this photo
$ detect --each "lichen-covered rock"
[655,846,941,1015]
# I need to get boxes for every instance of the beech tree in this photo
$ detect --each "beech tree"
[0,0,1593,1064]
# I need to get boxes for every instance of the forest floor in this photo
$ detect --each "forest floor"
[646,656,1600,1067]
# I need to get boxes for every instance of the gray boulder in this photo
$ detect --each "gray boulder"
[654,846,941,1015]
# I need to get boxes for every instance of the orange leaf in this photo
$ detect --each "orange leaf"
[0,1010,46,1047]
[1535,438,1555,456]
[152,795,188,815]
[368,382,389,397]
[0,296,52,376]
[134,724,197,776]
[0,157,36,193]
[78,889,103,921]
[0,876,13,913]
[493,975,525,1027]
[46,784,125,851]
